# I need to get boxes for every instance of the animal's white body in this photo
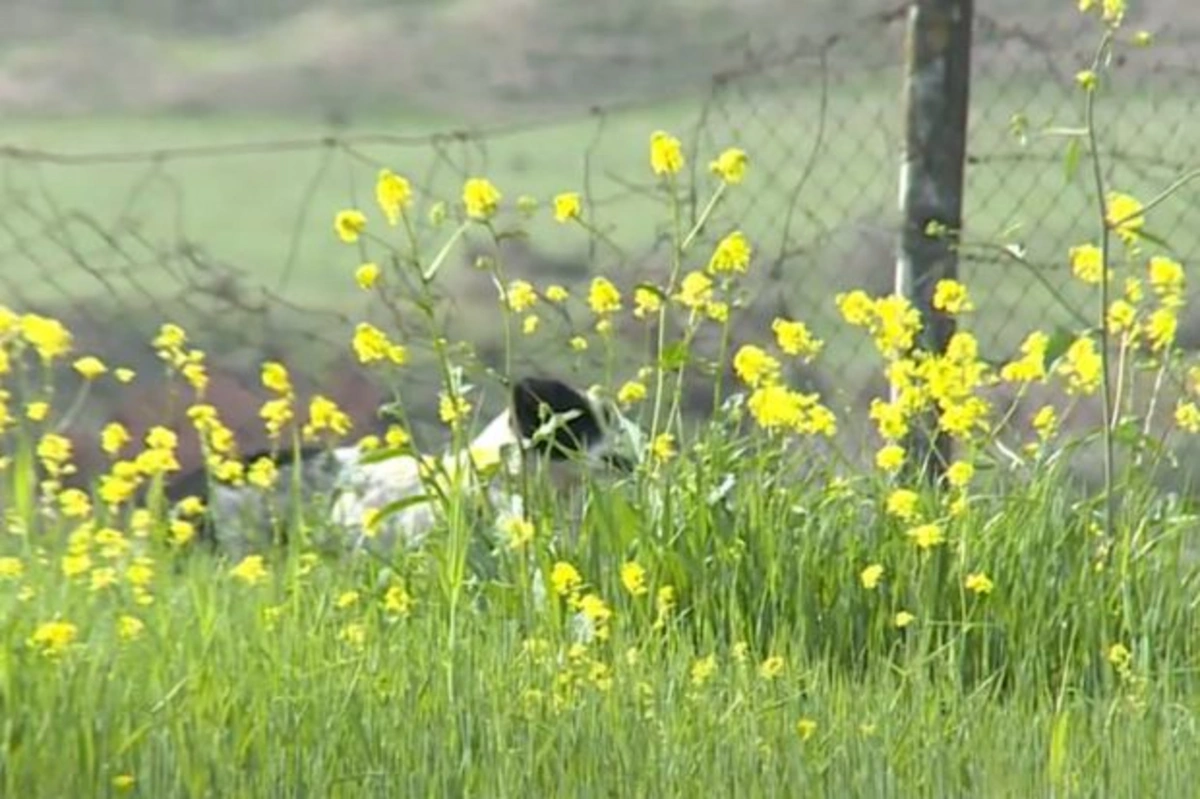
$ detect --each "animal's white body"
[177,377,643,560]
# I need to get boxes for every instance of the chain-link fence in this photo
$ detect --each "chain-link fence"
[1,4,1197,479]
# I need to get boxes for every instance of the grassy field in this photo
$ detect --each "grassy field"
[4,20,1200,794]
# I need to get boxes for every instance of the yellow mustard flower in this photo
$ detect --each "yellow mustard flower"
[708,147,748,184]
[707,230,752,274]
[29,620,78,657]
[462,177,502,220]
[621,561,648,596]
[553,192,582,223]
[1069,244,1105,284]
[334,209,367,243]
[588,277,622,316]
[860,563,884,590]
[633,286,663,319]
[651,433,676,463]
[932,279,974,314]
[649,130,684,176]
[772,318,823,360]
[906,523,944,550]
[375,168,412,225]
[550,561,582,597]
[505,280,539,313]
[355,261,381,290]
[73,356,107,380]
[21,314,73,362]
[1106,191,1144,244]
[965,572,994,595]
[675,271,714,310]
[230,555,268,585]
[732,345,780,389]
[617,380,647,406]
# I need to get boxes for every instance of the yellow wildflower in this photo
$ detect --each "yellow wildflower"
[0,556,23,579]
[906,523,944,550]
[894,610,915,628]
[20,314,73,362]
[1106,191,1144,244]
[732,345,780,388]
[117,615,145,641]
[633,286,663,319]
[352,322,407,365]
[1145,308,1178,352]
[334,209,367,243]
[860,563,884,590]
[73,356,107,380]
[247,457,278,489]
[1147,256,1184,298]
[651,433,676,463]
[875,444,905,473]
[553,192,582,223]
[100,422,131,457]
[758,655,785,680]
[303,395,352,440]
[1069,244,1105,284]
[505,280,539,313]
[261,361,293,396]
[965,572,994,595]
[355,262,381,290]
[621,561,648,596]
[383,584,415,617]
[707,230,752,274]
[675,271,713,309]
[29,620,78,657]
[772,318,823,360]
[708,147,748,184]
[617,381,647,406]
[550,561,582,597]
[230,555,268,585]
[375,168,412,225]
[502,515,535,549]
[690,654,717,686]
[945,460,974,489]
[932,279,974,314]
[463,177,502,220]
[649,130,684,176]
[438,392,471,426]
[588,277,622,316]
[886,488,920,521]
[1057,336,1103,394]
[1174,401,1200,434]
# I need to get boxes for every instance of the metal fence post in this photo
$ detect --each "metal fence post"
[895,0,975,482]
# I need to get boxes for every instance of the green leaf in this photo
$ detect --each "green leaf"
[375,493,435,524]
[1048,707,1070,791]
[1043,325,1078,369]
[660,340,691,372]
[1063,138,1082,185]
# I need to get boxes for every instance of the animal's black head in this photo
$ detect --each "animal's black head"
[512,377,606,462]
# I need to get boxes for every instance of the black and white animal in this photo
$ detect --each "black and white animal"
[164,376,644,560]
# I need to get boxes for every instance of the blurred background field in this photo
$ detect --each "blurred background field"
[1,0,1198,477]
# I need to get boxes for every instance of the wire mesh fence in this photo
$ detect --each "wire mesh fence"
[1,6,1197,478]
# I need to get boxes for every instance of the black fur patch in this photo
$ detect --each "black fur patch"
[512,377,603,460]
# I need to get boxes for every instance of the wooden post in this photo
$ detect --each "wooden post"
[895,0,975,481]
